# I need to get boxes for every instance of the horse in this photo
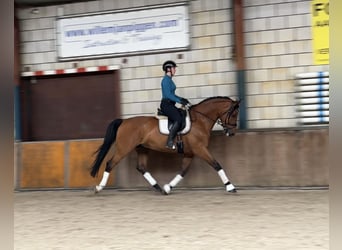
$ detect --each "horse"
[90,96,241,195]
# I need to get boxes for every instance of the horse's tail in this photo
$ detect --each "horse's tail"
[90,118,123,178]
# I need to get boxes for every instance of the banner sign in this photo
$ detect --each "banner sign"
[311,0,329,65]
[56,4,189,59]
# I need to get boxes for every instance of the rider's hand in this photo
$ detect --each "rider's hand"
[180,98,190,106]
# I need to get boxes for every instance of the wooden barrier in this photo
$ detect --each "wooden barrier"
[16,140,115,189]
[19,142,65,188]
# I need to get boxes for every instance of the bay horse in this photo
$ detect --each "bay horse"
[90,96,240,195]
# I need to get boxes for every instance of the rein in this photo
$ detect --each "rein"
[190,109,217,123]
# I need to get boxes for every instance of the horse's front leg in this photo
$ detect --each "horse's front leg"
[163,156,193,195]
[212,160,236,192]
[195,147,236,193]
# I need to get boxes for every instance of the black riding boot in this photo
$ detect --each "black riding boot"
[166,121,180,150]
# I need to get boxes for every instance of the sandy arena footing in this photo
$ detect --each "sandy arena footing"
[14,189,328,250]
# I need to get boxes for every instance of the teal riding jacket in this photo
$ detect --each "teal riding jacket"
[161,75,182,104]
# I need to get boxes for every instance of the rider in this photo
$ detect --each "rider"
[160,60,190,150]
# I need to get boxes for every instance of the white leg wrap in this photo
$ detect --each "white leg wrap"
[99,171,110,187]
[163,184,171,194]
[164,174,183,195]
[226,183,235,191]
[218,169,229,184]
[169,174,183,187]
[95,185,103,192]
[143,172,157,186]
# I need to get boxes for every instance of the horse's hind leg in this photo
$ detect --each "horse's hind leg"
[136,146,163,194]
[163,156,193,195]
[94,158,114,193]
[95,140,138,193]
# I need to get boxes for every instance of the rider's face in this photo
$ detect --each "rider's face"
[170,67,176,75]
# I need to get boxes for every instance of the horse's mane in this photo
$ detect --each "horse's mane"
[191,96,233,107]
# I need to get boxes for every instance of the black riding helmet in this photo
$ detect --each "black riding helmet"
[162,60,177,72]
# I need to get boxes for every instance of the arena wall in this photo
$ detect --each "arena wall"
[14,128,328,190]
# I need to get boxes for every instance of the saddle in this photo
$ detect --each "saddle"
[156,107,191,135]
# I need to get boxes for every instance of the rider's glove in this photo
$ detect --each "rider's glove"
[180,98,190,106]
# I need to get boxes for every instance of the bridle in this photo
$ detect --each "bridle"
[217,104,239,129]
[190,102,239,130]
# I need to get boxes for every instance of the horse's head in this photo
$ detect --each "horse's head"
[218,98,241,136]
[191,96,241,136]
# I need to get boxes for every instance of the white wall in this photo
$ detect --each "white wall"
[244,0,329,128]
[16,0,329,129]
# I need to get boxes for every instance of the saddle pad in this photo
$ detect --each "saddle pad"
[156,112,191,135]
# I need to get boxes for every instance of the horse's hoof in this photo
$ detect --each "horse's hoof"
[226,183,236,193]
[94,185,101,194]
[163,184,171,195]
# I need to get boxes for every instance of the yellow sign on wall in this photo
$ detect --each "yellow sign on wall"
[311,0,329,65]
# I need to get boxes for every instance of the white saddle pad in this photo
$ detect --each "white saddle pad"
[156,110,191,135]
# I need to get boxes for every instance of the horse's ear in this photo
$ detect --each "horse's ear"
[234,99,241,109]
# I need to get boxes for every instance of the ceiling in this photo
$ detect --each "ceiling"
[15,0,94,7]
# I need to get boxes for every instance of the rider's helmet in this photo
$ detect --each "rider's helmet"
[162,60,177,72]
